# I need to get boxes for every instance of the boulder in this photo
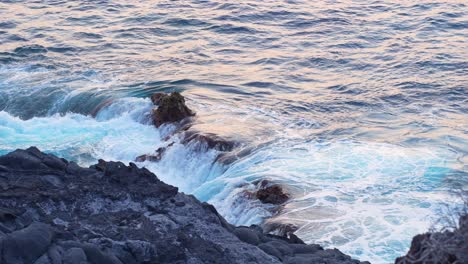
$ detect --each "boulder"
[63,247,88,264]
[0,222,53,264]
[233,227,260,245]
[151,92,194,127]
[255,180,289,205]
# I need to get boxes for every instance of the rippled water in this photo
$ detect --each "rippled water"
[0,1,467,263]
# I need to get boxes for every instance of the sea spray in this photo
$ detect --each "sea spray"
[191,140,460,262]
[0,99,463,263]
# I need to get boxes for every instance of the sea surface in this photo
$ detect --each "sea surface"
[0,1,467,263]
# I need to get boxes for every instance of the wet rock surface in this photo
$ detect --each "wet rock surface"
[151,92,194,127]
[140,92,236,164]
[255,180,290,205]
[0,147,366,264]
[182,131,236,152]
[135,143,174,163]
[395,214,468,264]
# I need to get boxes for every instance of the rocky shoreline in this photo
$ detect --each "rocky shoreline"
[396,214,468,264]
[1,92,466,263]
[0,147,369,264]
[1,148,467,263]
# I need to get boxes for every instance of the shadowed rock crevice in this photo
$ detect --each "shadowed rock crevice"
[0,147,367,264]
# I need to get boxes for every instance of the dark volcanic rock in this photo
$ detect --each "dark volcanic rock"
[135,143,175,163]
[182,131,236,152]
[395,214,468,264]
[150,92,167,105]
[256,180,290,205]
[0,148,366,264]
[151,92,194,127]
[143,92,236,161]
[135,154,160,162]
[0,222,53,264]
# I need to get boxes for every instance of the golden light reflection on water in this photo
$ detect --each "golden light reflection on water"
[1,1,466,147]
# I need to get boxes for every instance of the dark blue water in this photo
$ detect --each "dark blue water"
[0,1,467,262]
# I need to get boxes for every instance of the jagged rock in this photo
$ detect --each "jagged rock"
[263,222,299,238]
[0,148,366,264]
[395,214,468,264]
[151,92,194,127]
[135,143,174,162]
[182,131,236,152]
[150,92,167,105]
[255,180,289,205]
[135,154,160,162]
[141,92,236,163]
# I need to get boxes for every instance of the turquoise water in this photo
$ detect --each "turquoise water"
[0,1,467,263]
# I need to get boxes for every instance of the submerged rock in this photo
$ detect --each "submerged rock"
[151,92,194,127]
[0,147,366,264]
[395,214,468,264]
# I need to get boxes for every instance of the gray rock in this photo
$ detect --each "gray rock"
[33,254,52,264]
[63,248,88,264]
[0,222,53,264]
[81,243,122,264]
[124,240,156,263]
[48,245,64,264]
[233,227,261,245]
[0,147,50,170]
[259,243,283,260]
[264,240,294,257]
[289,244,323,254]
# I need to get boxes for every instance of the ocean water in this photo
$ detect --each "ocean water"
[0,0,467,263]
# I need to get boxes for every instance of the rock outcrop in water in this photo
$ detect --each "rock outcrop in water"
[255,180,290,205]
[395,214,468,264]
[151,92,195,127]
[0,147,367,264]
[137,92,236,163]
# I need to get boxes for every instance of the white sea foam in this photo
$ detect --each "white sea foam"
[192,140,461,262]
[0,99,463,263]
[0,97,159,163]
